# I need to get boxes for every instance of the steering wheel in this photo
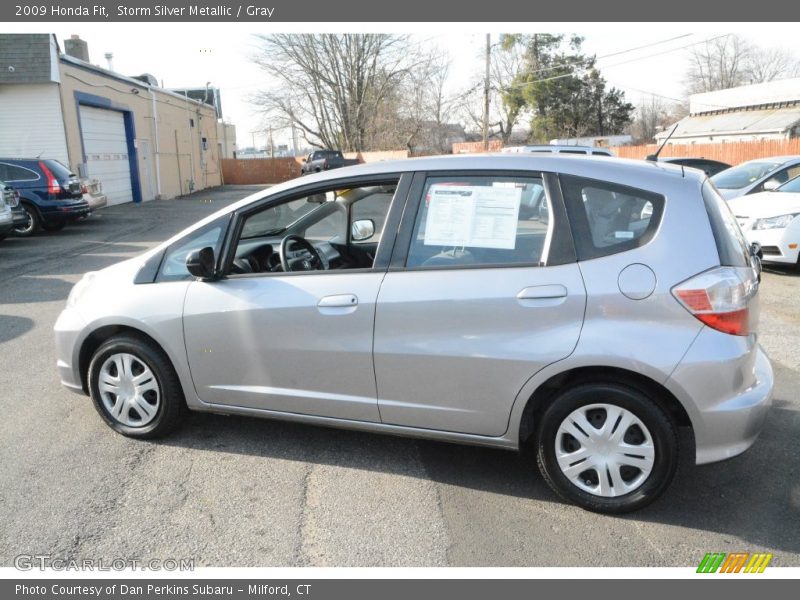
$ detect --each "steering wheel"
[279,235,325,272]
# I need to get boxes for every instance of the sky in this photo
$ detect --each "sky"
[7,23,800,149]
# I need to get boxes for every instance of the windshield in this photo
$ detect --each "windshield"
[240,197,322,238]
[777,174,800,193]
[711,160,782,190]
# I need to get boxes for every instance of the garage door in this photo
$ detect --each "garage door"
[79,106,134,205]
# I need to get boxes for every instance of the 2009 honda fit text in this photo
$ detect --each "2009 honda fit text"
[54,155,773,513]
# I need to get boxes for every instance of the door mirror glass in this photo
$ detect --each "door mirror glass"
[762,178,781,191]
[351,219,375,242]
[186,246,216,279]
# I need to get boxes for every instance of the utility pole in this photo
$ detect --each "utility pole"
[483,33,491,151]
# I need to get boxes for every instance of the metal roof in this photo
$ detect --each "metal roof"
[656,106,800,140]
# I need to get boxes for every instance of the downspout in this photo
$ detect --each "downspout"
[150,87,162,198]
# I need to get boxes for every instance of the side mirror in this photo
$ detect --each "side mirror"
[351,219,375,242]
[762,178,781,191]
[186,246,216,280]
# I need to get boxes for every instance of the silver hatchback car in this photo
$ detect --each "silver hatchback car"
[55,155,773,513]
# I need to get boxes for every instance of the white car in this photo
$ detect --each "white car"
[728,175,800,269]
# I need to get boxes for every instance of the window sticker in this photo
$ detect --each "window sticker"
[423,185,522,249]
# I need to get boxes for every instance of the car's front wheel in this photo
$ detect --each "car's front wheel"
[535,383,678,513]
[88,335,185,438]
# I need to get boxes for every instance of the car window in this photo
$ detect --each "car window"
[702,181,750,267]
[3,164,39,182]
[406,175,552,268]
[758,164,800,190]
[777,174,800,193]
[560,175,664,261]
[305,207,346,242]
[351,191,393,243]
[158,217,228,281]
[45,160,74,180]
[241,197,324,239]
[711,160,783,190]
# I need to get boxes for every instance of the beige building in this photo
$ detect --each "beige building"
[0,34,232,204]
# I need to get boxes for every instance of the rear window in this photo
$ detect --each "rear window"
[702,181,750,267]
[560,175,664,261]
[44,160,75,180]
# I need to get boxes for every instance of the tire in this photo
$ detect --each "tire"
[41,220,66,232]
[12,204,38,237]
[535,382,678,514]
[88,334,186,439]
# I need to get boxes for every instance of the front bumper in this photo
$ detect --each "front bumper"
[668,328,774,465]
[743,227,800,266]
[54,304,89,395]
[11,207,29,226]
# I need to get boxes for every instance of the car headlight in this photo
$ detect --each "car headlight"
[67,272,96,307]
[753,213,800,230]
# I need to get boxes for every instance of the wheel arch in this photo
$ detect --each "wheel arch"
[517,366,693,446]
[78,324,171,394]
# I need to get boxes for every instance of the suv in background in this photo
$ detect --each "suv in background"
[502,145,614,157]
[0,159,90,236]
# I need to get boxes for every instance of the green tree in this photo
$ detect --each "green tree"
[501,35,634,141]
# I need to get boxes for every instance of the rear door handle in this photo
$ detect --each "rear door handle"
[517,285,568,300]
[318,294,358,309]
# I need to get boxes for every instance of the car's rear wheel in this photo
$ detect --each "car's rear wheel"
[13,204,38,237]
[88,335,185,438]
[535,383,678,513]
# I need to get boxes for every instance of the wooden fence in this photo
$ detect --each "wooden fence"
[221,150,410,185]
[614,139,800,165]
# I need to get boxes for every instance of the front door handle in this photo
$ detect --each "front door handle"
[318,294,358,309]
[517,285,568,300]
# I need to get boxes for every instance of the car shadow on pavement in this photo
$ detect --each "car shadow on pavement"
[0,276,76,304]
[0,315,34,344]
[154,372,799,554]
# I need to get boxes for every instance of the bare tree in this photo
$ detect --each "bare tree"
[686,35,800,95]
[630,96,672,144]
[686,35,750,94]
[251,34,417,152]
[745,45,800,83]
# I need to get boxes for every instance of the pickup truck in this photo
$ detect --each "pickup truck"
[300,150,360,175]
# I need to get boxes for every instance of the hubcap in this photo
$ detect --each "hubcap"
[98,353,160,427]
[13,208,33,234]
[555,403,655,498]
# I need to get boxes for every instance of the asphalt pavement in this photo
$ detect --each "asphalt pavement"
[0,185,798,567]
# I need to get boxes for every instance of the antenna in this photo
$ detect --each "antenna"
[646,123,679,162]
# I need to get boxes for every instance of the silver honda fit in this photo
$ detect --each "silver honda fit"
[55,155,773,513]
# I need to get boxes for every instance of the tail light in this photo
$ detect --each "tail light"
[39,161,61,196]
[672,267,758,336]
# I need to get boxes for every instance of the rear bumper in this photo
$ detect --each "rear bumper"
[40,201,91,223]
[668,328,773,465]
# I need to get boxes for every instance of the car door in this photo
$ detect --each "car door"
[182,175,408,423]
[373,171,586,437]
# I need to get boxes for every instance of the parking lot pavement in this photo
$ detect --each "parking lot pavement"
[0,184,798,567]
